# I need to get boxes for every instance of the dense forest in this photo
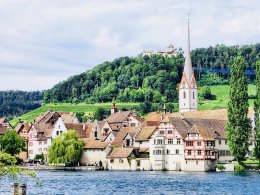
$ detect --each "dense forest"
[44,43,260,104]
[0,91,43,119]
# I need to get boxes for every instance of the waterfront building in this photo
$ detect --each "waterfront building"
[81,138,111,167]
[16,122,32,160]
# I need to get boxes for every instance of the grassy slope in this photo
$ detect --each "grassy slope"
[199,84,256,110]
[10,85,256,126]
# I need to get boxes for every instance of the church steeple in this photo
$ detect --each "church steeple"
[183,18,193,84]
[178,17,198,113]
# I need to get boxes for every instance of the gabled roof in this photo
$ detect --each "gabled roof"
[103,131,118,142]
[35,111,60,124]
[107,111,132,124]
[15,123,32,134]
[168,117,226,139]
[65,123,89,138]
[60,113,78,123]
[83,138,110,149]
[96,120,106,129]
[33,123,53,133]
[135,126,157,141]
[107,147,134,158]
[112,127,139,146]
[186,125,215,140]
[0,117,6,124]
[141,121,160,127]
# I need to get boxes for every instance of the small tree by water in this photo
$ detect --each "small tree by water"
[226,56,251,164]
[48,130,84,166]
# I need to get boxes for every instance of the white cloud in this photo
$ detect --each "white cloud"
[0,0,259,90]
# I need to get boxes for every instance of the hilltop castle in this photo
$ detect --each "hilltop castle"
[141,44,178,57]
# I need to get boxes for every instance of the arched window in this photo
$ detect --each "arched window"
[183,91,186,99]
[193,92,195,99]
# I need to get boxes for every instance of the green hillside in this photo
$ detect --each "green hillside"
[10,84,256,126]
[44,44,259,104]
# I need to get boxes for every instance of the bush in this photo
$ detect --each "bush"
[234,163,246,172]
[216,164,226,171]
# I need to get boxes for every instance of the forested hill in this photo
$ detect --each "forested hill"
[0,91,43,119]
[44,43,259,104]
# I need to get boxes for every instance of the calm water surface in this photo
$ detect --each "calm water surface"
[0,170,259,195]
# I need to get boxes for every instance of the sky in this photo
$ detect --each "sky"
[0,0,259,91]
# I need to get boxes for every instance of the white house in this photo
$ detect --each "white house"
[81,138,111,168]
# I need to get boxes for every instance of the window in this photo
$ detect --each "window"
[176,149,179,154]
[29,142,33,146]
[137,160,140,167]
[177,139,181,144]
[119,159,124,163]
[159,131,164,135]
[94,131,98,138]
[154,140,156,144]
[104,128,109,134]
[197,150,202,155]
[197,141,201,146]
[44,140,47,145]
[187,150,192,155]
[157,139,163,145]
[126,139,130,147]
[183,91,186,99]
[166,150,170,154]
[39,148,42,152]
[226,150,231,156]
[44,148,47,152]
[193,92,195,99]
[186,141,193,147]
[39,141,42,145]
[131,123,136,127]
[58,125,60,129]
[218,140,221,145]
[189,133,197,137]
[168,139,173,144]
[60,131,62,134]
[168,130,173,134]
[56,131,59,136]
[110,159,114,163]
[196,161,198,165]
[140,141,142,144]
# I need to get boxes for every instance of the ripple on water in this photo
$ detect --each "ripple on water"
[0,171,260,195]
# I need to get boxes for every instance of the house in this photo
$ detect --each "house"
[81,138,111,168]
[0,117,13,135]
[107,147,136,170]
[112,127,140,147]
[103,131,118,143]
[134,126,158,148]
[28,124,52,160]
[15,122,32,160]
[34,111,60,125]
[91,120,106,139]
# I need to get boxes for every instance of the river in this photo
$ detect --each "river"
[0,170,259,195]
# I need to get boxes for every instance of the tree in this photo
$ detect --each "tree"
[254,60,260,164]
[226,56,251,164]
[93,107,107,120]
[139,101,152,115]
[48,130,84,166]
[0,130,25,156]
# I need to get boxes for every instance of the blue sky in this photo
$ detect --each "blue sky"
[0,0,259,91]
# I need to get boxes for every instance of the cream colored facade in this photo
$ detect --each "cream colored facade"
[107,158,131,170]
[81,144,111,167]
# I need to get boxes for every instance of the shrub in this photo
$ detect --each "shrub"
[234,163,246,172]
[216,164,226,171]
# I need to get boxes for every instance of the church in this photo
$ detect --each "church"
[148,20,255,171]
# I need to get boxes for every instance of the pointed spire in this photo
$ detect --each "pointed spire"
[183,15,193,84]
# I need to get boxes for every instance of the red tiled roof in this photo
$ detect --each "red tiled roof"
[107,147,134,158]
[112,127,139,146]
[107,111,132,124]
[83,138,110,149]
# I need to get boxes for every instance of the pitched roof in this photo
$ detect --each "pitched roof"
[168,117,227,139]
[33,123,53,132]
[141,121,160,127]
[15,123,32,134]
[112,127,139,146]
[65,123,89,138]
[83,138,110,149]
[96,120,106,129]
[60,113,78,123]
[135,126,157,141]
[0,125,9,135]
[107,147,134,158]
[35,111,60,124]
[107,111,132,124]
[138,147,149,153]
[0,117,6,124]
[186,125,215,140]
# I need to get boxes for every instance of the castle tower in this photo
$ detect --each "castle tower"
[178,18,198,112]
